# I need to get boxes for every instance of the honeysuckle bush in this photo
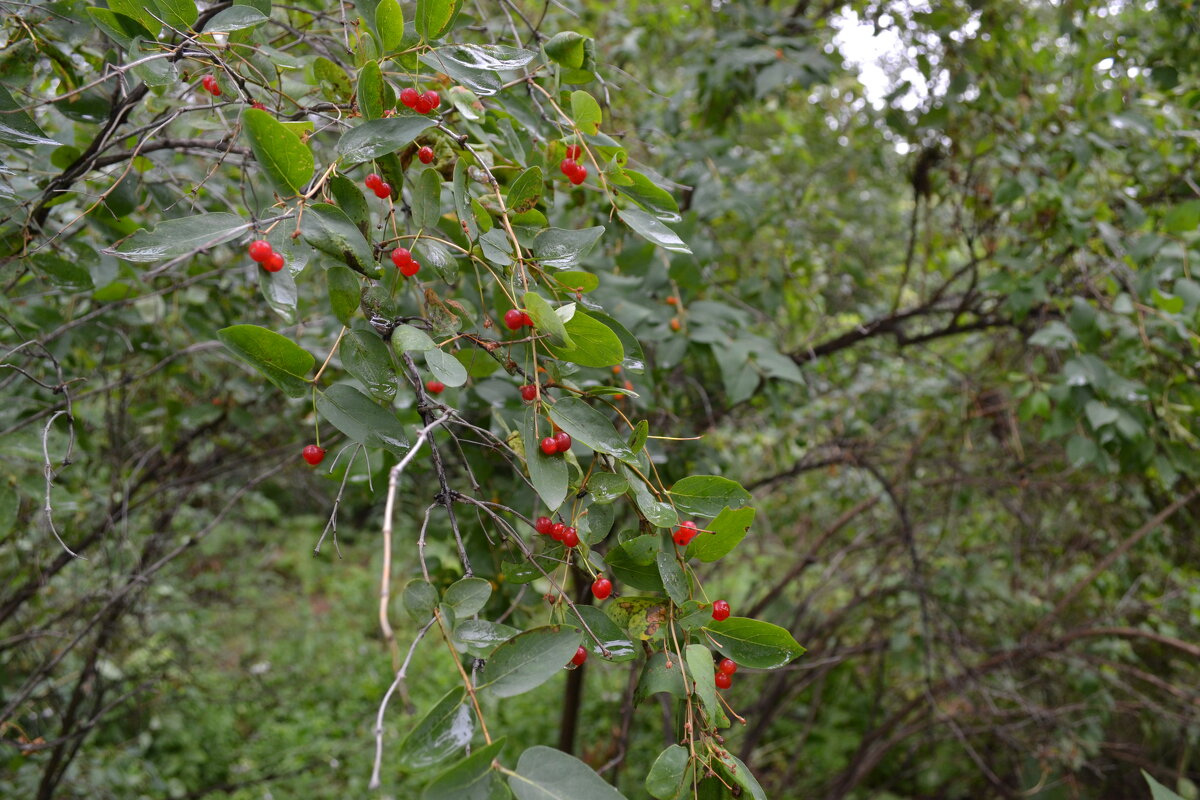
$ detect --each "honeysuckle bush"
[0,0,810,797]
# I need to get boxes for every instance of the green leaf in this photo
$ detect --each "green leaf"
[257,261,297,322]
[509,746,628,800]
[668,475,751,518]
[357,62,386,120]
[32,253,93,291]
[202,5,268,32]
[423,739,506,800]
[337,117,437,163]
[443,577,491,617]
[619,465,678,528]
[302,203,378,277]
[628,420,649,455]
[522,291,571,347]
[618,209,691,254]
[570,90,602,135]
[314,57,352,102]
[374,0,405,52]
[616,170,681,222]
[605,545,665,592]
[656,551,689,605]
[425,347,468,387]
[686,644,730,728]
[702,617,805,669]
[587,472,628,504]
[108,212,248,262]
[546,311,625,368]
[413,168,444,230]
[107,0,160,34]
[403,579,439,622]
[341,329,396,401]
[607,596,670,641]
[329,175,371,234]
[522,408,568,511]
[0,485,17,538]
[1163,201,1200,234]
[242,108,314,196]
[86,8,156,48]
[217,324,314,398]
[635,652,686,705]
[452,159,478,241]
[531,226,605,268]
[711,750,767,800]
[480,626,582,698]
[149,0,197,30]
[686,506,755,563]
[574,606,636,662]
[326,266,360,325]
[393,324,437,352]
[547,397,634,459]
[451,619,519,657]
[554,270,599,293]
[397,687,473,771]
[415,0,463,39]
[645,745,690,800]
[545,32,587,69]
[506,167,543,214]
[316,384,409,455]
[1143,770,1188,800]
[0,85,57,147]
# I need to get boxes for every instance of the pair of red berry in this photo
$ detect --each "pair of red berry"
[560,144,587,186]
[503,308,534,331]
[302,444,326,465]
[426,380,445,395]
[400,87,441,115]
[519,384,538,402]
[201,75,220,96]
[364,172,392,199]
[248,239,285,272]
[417,145,435,164]
[534,516,580,548]
[540,431,571,455]
[391,247,421,277]
[673,520,699,547]
[714,657,737,689]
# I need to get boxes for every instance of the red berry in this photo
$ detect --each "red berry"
[673,520,698,547]
[248,239,273,263]
[711,600,731,621]
[426,380,445,395]
[374,182,392,199]
[251,101,267,111]
[715,671,732,689]
[570,646,587,666]
[591,577,612,600]
[201,75,220,96]
[565,144,582,160]
[263,252,286,272]
[391,247,413,269]
[399,259,420,277]
[302,445,326,465]
[568,164,587,186]
[365,173,382,190]
[550,522,566,541]
[560,158,577,176]
[535,516,554,536]
[540,436,558,455]
[400,87,419,108]
[414,96,433,114]
[418,146,434,164]
[504,309,524,331]
[562,527,579,548]
[553,431,572,453]
[520,312,533,328]
[424,90,441,109]
[520,384,538,402]
[718,658,738,675]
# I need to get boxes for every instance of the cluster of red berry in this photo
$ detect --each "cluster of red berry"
[540,431,572,456]
[425,380,445,395]
[503,308,534,331]
[559,144,587,186]
[247,239,285,272]
[672,520,699,546]
[714,657,737,689]
[302,444,326,465]
[364,172,392,199]
[201,75,220,96]
[390,246,421,277]
[534,515,580,548]
[417,145,435,164]
[400,87,441,115]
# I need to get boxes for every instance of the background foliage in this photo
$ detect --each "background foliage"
[2,0,1199,798]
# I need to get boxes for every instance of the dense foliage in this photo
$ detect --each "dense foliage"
[2,0,1198,798]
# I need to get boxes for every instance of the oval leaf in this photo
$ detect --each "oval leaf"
[510,746,629,800]
[702,617,806,669]
[375,0,405,53]
[506,166,543,214]
[686,506,755,563]
[316,384,409,455]
[396,686,473,771]
[416,0,464,39]
[243,108,314,196]
[423,739,506,800]
[425,347,468,387]
[522,408,568,511]
[337,117,437,164]
[109,213,248,262]
[217,324,314,398]
[443,577,491,617]
[617,208,692,254]
[547,397,633,459]
[668,475,751,518]
[480,626,582,698]
[546,310,624,368]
